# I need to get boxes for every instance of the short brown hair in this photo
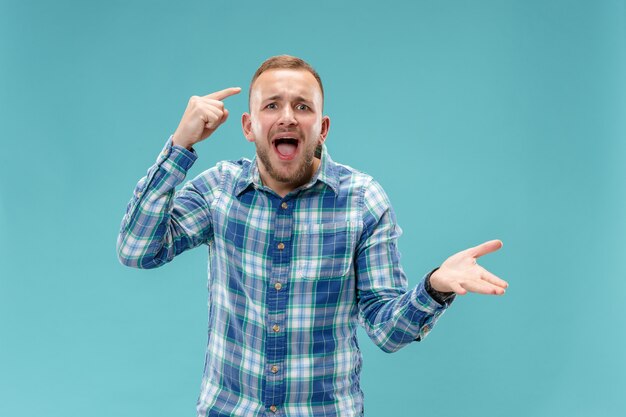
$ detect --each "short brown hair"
[249,55,324,103]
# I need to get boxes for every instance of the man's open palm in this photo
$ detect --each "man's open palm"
[430,240,508,296]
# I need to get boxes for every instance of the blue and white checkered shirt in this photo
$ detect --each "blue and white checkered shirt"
[117,138,453,417]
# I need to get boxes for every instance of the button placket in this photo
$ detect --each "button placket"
[264,196,293,411]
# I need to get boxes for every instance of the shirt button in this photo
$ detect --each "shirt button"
[272,324,280,332]
[274,282,282,291]
[281,202,288,209]
[269,405,277,413]
[277,242,285,250]
[271,365,279,373]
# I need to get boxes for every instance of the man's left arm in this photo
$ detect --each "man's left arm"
[354,179,507,353]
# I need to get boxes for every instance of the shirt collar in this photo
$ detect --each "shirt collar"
[234,144,340,197]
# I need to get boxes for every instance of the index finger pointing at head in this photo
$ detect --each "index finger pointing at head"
[205,87,242,101]
[470,239,503,259]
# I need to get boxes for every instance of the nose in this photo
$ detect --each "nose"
[278,106,298,126]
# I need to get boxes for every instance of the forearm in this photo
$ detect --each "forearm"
[358,270,451,353]
[356,179,453,352]
[117,137,205,268]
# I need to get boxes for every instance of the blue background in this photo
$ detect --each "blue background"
[1,0,624,416]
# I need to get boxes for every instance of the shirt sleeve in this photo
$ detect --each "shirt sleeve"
[116,137,217,269]
[355,178,454,353]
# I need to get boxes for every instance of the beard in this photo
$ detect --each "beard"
[256,140,319,187]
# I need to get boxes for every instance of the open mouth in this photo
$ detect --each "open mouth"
[274,137,299,159]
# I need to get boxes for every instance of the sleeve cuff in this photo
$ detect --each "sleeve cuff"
[155,136,198,176]
[406,273,454,341]
[410,268,455,313]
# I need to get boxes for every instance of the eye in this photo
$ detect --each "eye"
[296,104,310,111]
[265,103,278,109]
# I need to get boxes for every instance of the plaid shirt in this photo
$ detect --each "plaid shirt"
[117,138,453,417]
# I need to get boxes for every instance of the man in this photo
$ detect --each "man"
[117,55,508,416]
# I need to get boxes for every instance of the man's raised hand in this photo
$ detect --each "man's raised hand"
[172,87,241,150]
[430,239,508,296]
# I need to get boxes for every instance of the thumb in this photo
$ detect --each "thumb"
[205,109,230,131]
[220,108,230,124]
[470,239,503,259]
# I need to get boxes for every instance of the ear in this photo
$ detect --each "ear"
[318,115,331,145]
[241,112,255,142]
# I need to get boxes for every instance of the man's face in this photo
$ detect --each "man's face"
[242,69,330,193]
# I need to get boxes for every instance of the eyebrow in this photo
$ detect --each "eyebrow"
[264,94,312,104]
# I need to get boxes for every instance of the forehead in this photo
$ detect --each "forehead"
[250,69,322,104]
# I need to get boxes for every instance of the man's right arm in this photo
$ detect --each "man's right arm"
[117,87,241,269]
[116,139,213,269]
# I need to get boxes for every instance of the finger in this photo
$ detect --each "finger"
[205,87,242,101]
[200,98,225,111]
[202,106,224,126]
[208,109,229,129]
[461,279,505,295]
[479,266,508,288]
[470,239,503,259]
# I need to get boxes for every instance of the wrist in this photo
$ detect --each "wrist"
[429,268,447,293]
[426,268,454,304]
[172,133,194,150]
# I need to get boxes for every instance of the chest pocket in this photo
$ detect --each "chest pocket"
[293,219,358,279]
